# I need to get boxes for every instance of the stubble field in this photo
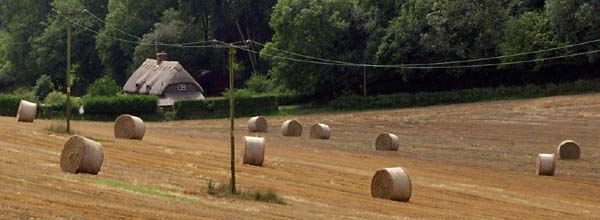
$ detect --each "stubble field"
[1,94,600,219]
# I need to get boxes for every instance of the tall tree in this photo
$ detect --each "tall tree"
[422,0,509,64]
[499,11,560,71]
[0,0,51,91]
[133,8,218,75]
[30,0,106,96]
[545,0,600,64]
[95,0,177,85]
[264,0,373,99]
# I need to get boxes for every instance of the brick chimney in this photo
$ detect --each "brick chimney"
[156,52,168,65]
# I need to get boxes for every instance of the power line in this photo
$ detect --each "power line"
[251,40,354,65]
[57,11,216,48]
[250,38,600,67]
[82,9,214,47]
[59,10,600,70]
[227,40,600,69]
[83,9,141,40]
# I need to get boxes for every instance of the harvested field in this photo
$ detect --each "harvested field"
[1,94,600,219]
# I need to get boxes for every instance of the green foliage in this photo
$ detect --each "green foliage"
[93,178,197,202]
[43,91,67,106]
[96,0,178,85]
[88,76,120,97]
[274,92,313,106]
[82,94,158,118]
[174,95,278,119]
[34,74,55,101]
[264,0,372,99]
[545,0,600,62]
[31,0,104,96]
[0,0,51,91]
[374,0,433,82]
[1,0,600,101]
[244,73,275,93]
[206,179,285,205]
[39,91,81,119]
[0,94,32,116]
[331,79,600,110]
[499,11,560,69]
[221,88,256,98]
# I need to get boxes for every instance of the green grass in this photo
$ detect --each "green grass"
[207,179,286,205]
[92,178,197,202]
[331,79,600,111]
[86,136,114,143]
[277,105,336,116]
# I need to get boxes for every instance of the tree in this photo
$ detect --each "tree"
[422,0,509,64]
[545,0,600,64]
[87,75,119,97]
[264,0,373,99]
[177,0,277,80]
[244,73,275,93]
[132,8,218,77]
[0,0,51,91]
[34,74,55,101]
[30,0,105,96]
[96,0,177,85]
[374,0,434,84]
[499,11,560,70]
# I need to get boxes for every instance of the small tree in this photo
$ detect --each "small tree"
[34,74,55,101]
[87,76,120,97]
[245,73,275,94]
[43,91,67,106]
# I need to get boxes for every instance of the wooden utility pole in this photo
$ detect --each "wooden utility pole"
[66,16,72,133]
[52,9,83,133]
[214,41,250,194]
[229,46,236,193]
[363,66,367,97]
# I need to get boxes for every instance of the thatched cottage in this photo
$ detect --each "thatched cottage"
[123,53,205,109]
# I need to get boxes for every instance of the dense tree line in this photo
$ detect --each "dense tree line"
[266,0,600,98]
[0,0,599,100]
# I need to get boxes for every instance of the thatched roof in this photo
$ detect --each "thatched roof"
[123,59,204,95]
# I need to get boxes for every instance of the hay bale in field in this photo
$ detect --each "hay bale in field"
[16,100,37,122]
[114,114,145,140]
[60,135,104,175]
[248,116,268,132]
[375,133,400,151]
[243,136,265,166]
[309,123,330,139]
[371,167,411,202]
[536,153,555,176]
[281,119,302,137]
[556,140,580,160]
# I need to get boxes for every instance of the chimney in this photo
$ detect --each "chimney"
[156,52,168,65]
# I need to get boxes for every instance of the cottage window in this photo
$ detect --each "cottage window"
[177,84,187,91]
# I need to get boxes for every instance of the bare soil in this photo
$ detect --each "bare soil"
[1,94,600,219]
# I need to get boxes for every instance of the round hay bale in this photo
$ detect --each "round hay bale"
[243,136,265,166]
[309,123,330,139]
[281,119,302,137]
[371,167,411,202]
[375,133,400,151]
[248,116,268,133]
[114,114,145,140]
[536,153,555,176]
[16,100,37,123]
[556,140,580,160]
[60,135,104,175]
